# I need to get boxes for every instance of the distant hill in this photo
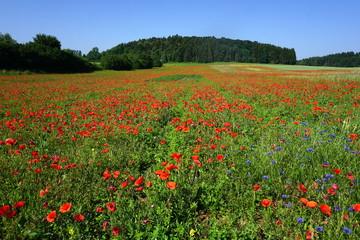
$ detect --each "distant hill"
[101,35,296,65]
[297,52,360,67]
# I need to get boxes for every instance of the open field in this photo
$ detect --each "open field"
[1,63,360,239]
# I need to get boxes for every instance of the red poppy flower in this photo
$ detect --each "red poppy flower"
[261,199,271,207]
[96,207,104,212]
[159,172,170,180]
[60,203,71,213]
[166,181,177,190]
[170,153,182,161]
[353,204,360,212]
[121,181,128,188]
[146,181,152,187]
[300,198,308,205]
[216,155,224,162]
[333,169,341,174]
[161,140,166,144]
[113,171,120,178]
[107,202,116,212]
[299,184,307,193]
[5,210,16,218]
[307,201,317,208]
[14,201,25,208]
[112,226,120,236]
[0,205,10,214]
[47,210,56,222]
[5,138,17,146]
[320,204,331,216]
[134,176,144,186]
[74,214,84,221]
[103,221,108,230]
[165,163,174,171]
[328,188,336,195]
[154,170,164,175]
[253,185,260,191]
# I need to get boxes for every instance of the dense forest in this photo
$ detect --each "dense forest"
[0,33,97,73]
[297,52,360,67]
[98,35,297,65]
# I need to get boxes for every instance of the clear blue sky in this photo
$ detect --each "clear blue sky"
[1,0,359,60]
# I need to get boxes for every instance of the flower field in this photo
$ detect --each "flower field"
[1,64,360,239]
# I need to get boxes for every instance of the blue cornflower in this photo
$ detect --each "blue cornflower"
[263,176,269,180]
[316,179,322,182]
[286,203,292,207]
[282,195,287,198]
[301,164,305,166]
[275,147,281,151]
[319,141,324,144]
[226,170,230,174]
[343,227,351,234]
[334,206,341,211]
[297,154,302,157]
[350,190,354,194]
[272,161,276,164]
[286,181,291,184]
[308,148,314,152]
[280,171,284,175]
[297,218,304,223]
[316,226,323,231]
[344,147,350,150]
[246,160,251,164]
[329,134,337,138]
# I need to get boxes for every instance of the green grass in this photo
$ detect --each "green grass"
[146,74,206,82]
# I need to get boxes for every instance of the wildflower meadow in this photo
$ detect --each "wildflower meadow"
[1,63,360,239]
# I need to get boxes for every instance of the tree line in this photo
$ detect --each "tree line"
[0,33,97,73]
[297,52,360,67]
[97,35,297,65]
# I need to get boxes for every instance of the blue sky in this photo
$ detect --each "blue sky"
[1,0,359,60]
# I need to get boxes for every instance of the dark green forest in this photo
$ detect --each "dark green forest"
[99,35,297,64]
[0,33,97,73]
[297,52,360,67]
